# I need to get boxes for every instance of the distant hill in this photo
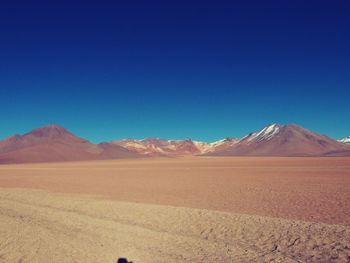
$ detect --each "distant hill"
[0,125,140,163]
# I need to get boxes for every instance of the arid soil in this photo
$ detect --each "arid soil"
[1,157,350,224]
[0,157,350,262]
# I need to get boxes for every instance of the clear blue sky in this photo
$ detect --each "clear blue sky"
[0,1,349,143]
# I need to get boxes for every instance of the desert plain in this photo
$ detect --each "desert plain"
[0,157,350,262]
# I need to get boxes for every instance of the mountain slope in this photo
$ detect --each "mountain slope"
[207,124,350,156]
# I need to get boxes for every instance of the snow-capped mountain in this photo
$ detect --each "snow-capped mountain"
[206,124,350,156]
[338,136,350,144]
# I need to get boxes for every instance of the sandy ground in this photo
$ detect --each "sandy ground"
[1,188,350,263]
[0,157,350,262]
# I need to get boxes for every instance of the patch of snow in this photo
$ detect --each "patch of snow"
[210,139,227,147]
[338,136,350,144]
[246,124,281,143]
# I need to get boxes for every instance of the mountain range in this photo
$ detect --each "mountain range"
[0,124,349,163]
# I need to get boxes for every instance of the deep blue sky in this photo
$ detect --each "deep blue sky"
[0,1,349,143]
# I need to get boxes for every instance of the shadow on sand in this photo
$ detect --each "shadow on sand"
[117,258,133,263]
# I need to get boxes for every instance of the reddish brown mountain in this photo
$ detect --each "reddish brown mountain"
[0,125,139,163]
[111,138,202,156]
[207,124,350,156]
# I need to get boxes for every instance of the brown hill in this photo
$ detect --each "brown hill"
[0,125,139,163]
